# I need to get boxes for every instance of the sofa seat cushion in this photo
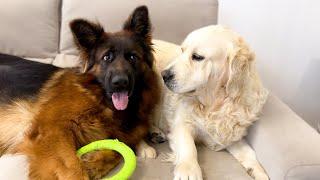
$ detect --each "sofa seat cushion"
[247,94,320,180]
[0,0,60,58]
[0,143,251,180]
[132,143,251,180]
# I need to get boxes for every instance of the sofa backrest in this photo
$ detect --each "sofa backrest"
[0,0,218,60]
[60,0,218,56]
[0,0,60,59]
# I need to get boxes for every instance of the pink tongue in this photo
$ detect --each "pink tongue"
[111,92,129,110]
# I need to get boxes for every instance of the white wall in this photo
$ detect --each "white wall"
[218,0,320,131]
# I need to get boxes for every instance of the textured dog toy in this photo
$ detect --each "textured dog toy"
[77,139,136,180]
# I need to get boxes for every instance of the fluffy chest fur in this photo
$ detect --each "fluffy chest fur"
[159,83,269,151]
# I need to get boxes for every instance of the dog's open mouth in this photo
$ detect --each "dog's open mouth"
[111,91,129,110]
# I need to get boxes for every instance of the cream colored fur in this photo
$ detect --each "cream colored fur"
[0,101,35,154]
[151,26,269,180]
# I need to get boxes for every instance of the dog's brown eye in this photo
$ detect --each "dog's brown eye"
[128,54,137,61]
[192,53,205,61]
[103,51,114,62]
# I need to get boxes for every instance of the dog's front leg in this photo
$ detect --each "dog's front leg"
[27,141,89,180]
[226,139,269,180]
[169,124,203,180]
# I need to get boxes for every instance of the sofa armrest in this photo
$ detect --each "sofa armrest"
[246,94,320,180]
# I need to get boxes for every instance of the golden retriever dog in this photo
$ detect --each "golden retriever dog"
[151,26,269,180]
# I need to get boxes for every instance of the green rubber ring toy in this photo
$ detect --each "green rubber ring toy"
[77,139,136,180]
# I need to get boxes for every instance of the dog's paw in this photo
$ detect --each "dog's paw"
[81,150,121,179]
[148,127,167,144]
[137,144,157,159]
[149,132,167,143]
[174,161,203,180]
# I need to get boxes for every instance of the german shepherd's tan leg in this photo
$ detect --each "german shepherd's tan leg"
[81,150,121,180]
[0,101,34,155]
[28,151,89,180]
[28,152,89,180]
[28,150,89,180]
[24,134,89,180]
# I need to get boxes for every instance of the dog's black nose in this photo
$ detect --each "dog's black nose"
[161,69,174,83]
[112,74,129,88]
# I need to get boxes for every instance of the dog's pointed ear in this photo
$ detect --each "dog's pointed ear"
[123,6,151,41]
[70,19,104,73]
[226,41,254,98]
[70,19,104,51]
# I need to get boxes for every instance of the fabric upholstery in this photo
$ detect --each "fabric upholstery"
[59,0,218,55]
[0,143,251,180]
[0,0,60,58]
[52,54,80,68]
[247,94,320,180]
[132,143,251,180]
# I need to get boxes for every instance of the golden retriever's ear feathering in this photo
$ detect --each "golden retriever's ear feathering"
[225,38,255,99]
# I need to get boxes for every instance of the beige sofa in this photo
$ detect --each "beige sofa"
[0,0,319,179]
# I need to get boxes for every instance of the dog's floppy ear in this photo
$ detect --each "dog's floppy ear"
[225,40,254,98]
[70,19,104,73]
[123,6,151,41]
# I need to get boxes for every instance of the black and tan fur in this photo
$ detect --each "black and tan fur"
[0,6,159,180]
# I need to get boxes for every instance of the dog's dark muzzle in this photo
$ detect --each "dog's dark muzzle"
[107,73,133,111]
[111,74,129,90]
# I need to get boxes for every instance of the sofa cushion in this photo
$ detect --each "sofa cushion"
[0,143,251,180]
[0,0,60,58]
[51,39,181,68]
[132,143,251,180]
[247,94,320,180]
[59,0,218,55]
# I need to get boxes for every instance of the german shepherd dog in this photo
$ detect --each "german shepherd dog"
[0,6,159,180]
